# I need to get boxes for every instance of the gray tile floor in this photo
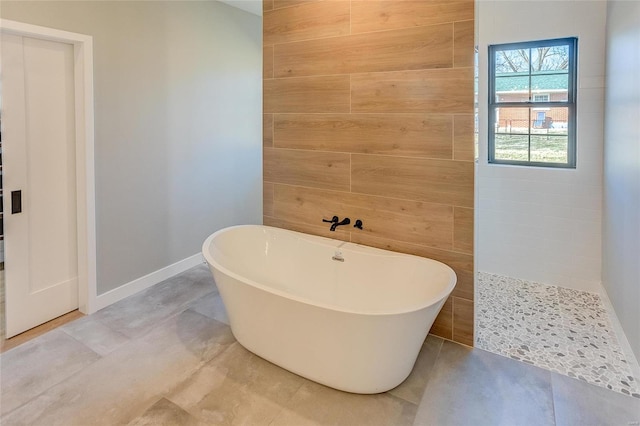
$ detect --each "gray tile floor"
[1,265,639,426]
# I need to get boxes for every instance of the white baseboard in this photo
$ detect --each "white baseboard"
[94,253,204,312]
[598,283,640,381]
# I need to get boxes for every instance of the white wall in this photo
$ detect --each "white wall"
[602,0,640,359]
[1,1,263,295]
[477,0,607,293]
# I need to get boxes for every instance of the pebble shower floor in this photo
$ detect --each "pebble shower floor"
[476,272,639,398]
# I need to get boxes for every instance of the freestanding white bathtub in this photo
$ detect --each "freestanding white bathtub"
[202,225,456,394]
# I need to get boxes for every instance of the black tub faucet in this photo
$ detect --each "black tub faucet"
[330,217,350,231]
[322,216,339,225]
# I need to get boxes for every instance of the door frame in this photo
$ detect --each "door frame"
[1,19,98,315]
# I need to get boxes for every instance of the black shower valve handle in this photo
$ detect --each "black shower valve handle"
[322,216,339,224]
[354,219,363,230]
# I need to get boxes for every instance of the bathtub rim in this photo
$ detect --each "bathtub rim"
[202,224,457,317]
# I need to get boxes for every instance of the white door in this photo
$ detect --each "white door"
[1,33,79,337]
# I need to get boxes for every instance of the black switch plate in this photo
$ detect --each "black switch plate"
[11,190,21,214]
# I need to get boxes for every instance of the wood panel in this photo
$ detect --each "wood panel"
[263,45,273,79]
[263,0,475,346]
[454,114,475,161]
[430,296,453,340]
[263,182,274,216]
[451,265,474,301]
[453,297,474,346]
[454,20,475,68]
[264,1,350,45]
[350,233,474,300]
[264,75,350,113]
[264,215,350,242]
[264,148,350,191]
[351,68,474,113]
[351,154,474,208]
[263,114,273,147]
[263,0,274,12]
[274,24,452,78]
[273,0,321,10]
[274,114,452,159]
[351,0,474,34]
[454,207,474,254]
[272,184,454,250]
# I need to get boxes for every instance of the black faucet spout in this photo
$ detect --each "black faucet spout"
[322,216,339,224]
[330,217,350,231]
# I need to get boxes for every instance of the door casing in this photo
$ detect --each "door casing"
[1,19,97,316]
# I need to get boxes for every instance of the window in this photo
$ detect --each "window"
[489,38,577,167]
[533,94,550,102]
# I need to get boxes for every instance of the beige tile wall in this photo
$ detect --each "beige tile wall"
[263,0,475,346]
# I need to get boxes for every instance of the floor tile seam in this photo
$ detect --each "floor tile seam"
[0,332,104,420]
[550,360,625,380]
[113,299,207,341]
[4,320,214,425]
[175,354,307,426]
[427,336,446,368]
[161,360,219,421]
[548,372,560,426]
[183,303,228,325]
[171,288,221,323]
[104,306,234,391]
[36,332,231,424]
[481,345,565,369]
[147,285,218,313]
[384,389,421,411]
[186,286,219,301]
[387,338,445,407]
[547,371,638,419]
[163,393,200,421]
[164,382,239,425]
[87,308,145,342]
[195,336,240,375]
[264,381,308,426]
[0,353,95,422]
[266,410,281,426]
[183,312,236,368]
[63,316,173,363]
[475,345,576,380]
[58,327,105,359]
[183,304,227,325]
[123,396,171,426]
[134,397,201,425]
[153,267,217,290]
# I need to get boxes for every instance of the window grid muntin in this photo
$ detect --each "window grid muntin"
[488,37,577,168]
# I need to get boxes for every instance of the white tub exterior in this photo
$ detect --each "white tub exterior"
[202,225,457,394]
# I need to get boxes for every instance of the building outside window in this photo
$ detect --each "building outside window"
[533,93,550,102]
[488,37,577,167]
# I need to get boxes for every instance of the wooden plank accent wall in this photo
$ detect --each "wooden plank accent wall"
[263,0,475,346]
